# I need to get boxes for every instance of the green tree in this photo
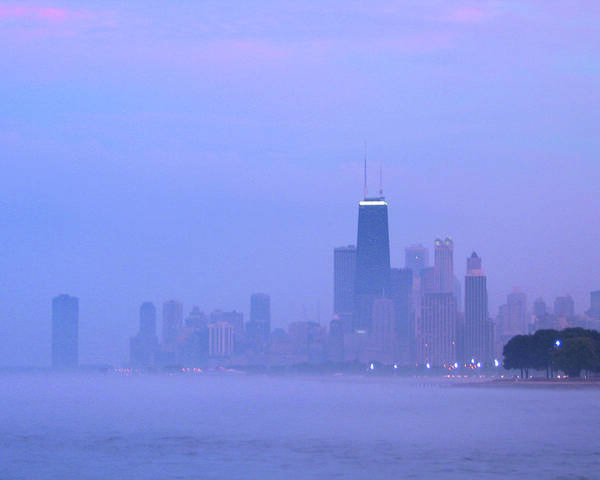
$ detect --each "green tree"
[552,337,600,377]
[503,335,533,378]
[531,329,559,378]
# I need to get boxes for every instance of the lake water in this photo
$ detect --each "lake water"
[1,374,598,479]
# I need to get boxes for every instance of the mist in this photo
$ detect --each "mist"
[2,374,598,479]
[1,1,600,367]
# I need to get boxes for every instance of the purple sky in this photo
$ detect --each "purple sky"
[1,1,599,366]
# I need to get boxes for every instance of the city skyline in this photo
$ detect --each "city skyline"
[42,224,600,369]
[3,3,600,480]
[2,1,600,367]
[7,180,600,368]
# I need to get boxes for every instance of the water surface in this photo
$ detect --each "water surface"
[1,374,598,479]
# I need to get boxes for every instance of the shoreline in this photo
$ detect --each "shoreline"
[455,378,600,389]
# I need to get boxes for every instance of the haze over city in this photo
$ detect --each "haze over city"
[2,1,600,369]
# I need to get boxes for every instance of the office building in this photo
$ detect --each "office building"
[464,253,493,364]
[554,295,575,317]
[334,245,356,321]
[417,293,457,366]
[247,293,271,345]
[353,196,391,331]
[162,300,183,345]
[208,322,234,357]
[390,267,413,364]
[433,238,454,293]
[51,294,79,368]
[496,289,528,351]
[130,302,159,368]
[185,307,207,328]
[533,298,547,318]
[368,297,397,364]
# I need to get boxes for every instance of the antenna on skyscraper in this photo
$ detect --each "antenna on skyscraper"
[363,141,368,199]
[379,162,383,197]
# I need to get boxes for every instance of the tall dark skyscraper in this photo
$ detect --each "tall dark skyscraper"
[333,245,356,316]
[130,302,159,368]
[464,252,493,363]
[140,302,157,336]
[353,197,391,331]
[51,294,79,368]
[247,293,271,345]
[162,300,183,345]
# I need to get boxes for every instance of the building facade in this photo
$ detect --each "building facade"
[162,299,183,346]
[130,302,159,368]
[247,293,271,345]
[390,267,413,365]
[334,245,356,328]
[418,293,457,366]
[51,294,79,368]
[208,322,234,357]
[353,197,391,331]
[464,253,494,364]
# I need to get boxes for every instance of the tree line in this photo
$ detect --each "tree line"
[503,328,600,378]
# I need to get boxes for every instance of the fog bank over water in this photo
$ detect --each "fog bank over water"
[1,374,599,479]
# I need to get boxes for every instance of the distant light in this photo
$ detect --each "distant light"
[359,201,387,206]
[555,340,561,347]
[471,358,475,364]
[476,362,481,368]
[369,363,375,370]
[426,363,431,369]
[454,362,459,369]
[494,359,500,367]
[393,364,398,370]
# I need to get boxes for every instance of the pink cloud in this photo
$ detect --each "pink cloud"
[447,7,488,23]
[0,4,70,22]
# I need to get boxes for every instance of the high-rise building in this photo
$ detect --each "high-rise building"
[390,268,413,364]
[586,291,600,324]
[416,238,458,365]
[211,310,244,350]
[499,289,528,338]
[162,300,183,345]
[334,245,356,321]
[140,302,157,336]
[208,322,234,357]
[464,252,493,364]
[554,295,574,317]
[327,317,345,363]
[130,302,159,368]
[420,266,436,295]
[288,321,327,362]
[368,297,397,364]
[247,293,271,346]
[589,291,600,316]
[433,238,454,293]
[417,293,457,366]
[405,245,428,274]
[185,307,207,328]
[51,294,79,368]
[453,276,462,313]
[353,196,391,331]
[533,298,547,318]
